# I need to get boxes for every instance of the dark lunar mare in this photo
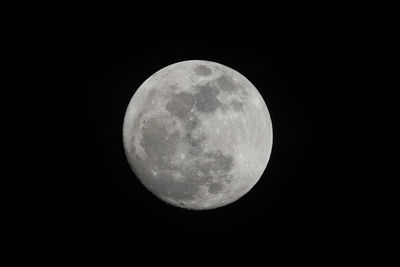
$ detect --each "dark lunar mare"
[134,116,234,201]
[165,92,194,118]
[132,80,237,203]
[192,83,222,114]
[194,65,212,76]
[214,74,238,92]
[131,70,254,205]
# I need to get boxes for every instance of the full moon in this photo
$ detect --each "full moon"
[123,60,273,209]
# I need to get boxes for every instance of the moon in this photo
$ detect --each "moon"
[123,60,273,209]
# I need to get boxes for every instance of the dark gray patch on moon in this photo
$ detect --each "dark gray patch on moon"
[183,115,199,133]
[138,110,234,201]
[138,117,201,201]
[215,74,238,92]
[143,82,235,200]
[178,149,233,197]
[231,99,244,111]
[165,92,194,118]
[140,117,179,170]
[194,65,212,76]
[193,84,222,113]
[201,151,234,175]
[136,90,235,202]
[186,134,204,156]
[127,144,197,202]
[208,182,224,194]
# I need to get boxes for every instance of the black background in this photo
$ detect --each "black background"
[59,17,355,257]
[2,2,384,262]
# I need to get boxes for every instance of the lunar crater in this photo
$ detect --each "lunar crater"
[194,65,212,76]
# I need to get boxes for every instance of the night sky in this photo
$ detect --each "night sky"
[63,22,352,256]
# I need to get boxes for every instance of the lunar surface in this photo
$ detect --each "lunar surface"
[123,60,272,209]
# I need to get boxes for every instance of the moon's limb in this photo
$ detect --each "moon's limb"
[123,60,272,209]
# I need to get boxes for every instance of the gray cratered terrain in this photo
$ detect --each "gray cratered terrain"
[123,60,273,209]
